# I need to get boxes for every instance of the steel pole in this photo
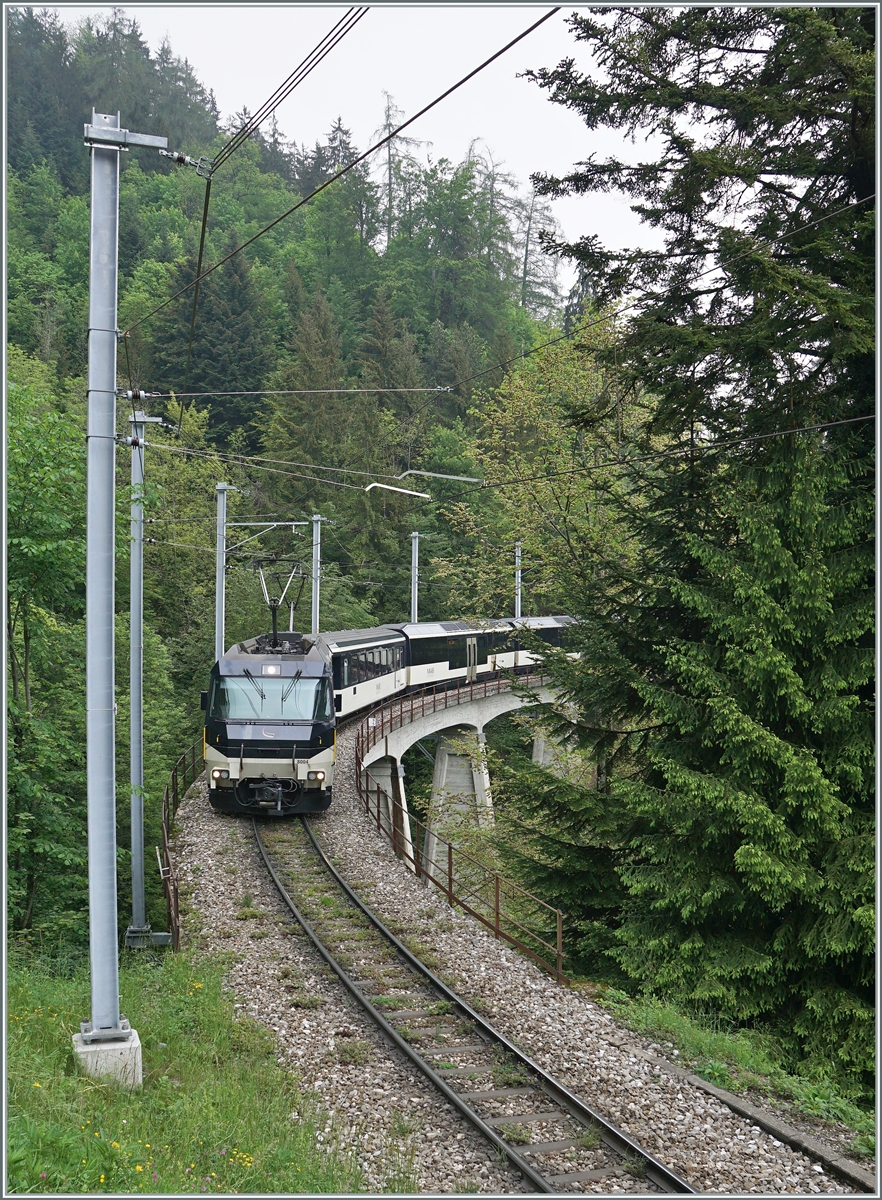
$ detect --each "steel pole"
[84,111,126,1039]
[411,531,419,623]
[215,484,230,661]
[126,412,166,949]
[311,514,321,635]
[515,541,522,620]
[128,413,146,934]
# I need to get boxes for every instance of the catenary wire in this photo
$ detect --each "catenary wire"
[144,539,219,552]
[156,387,451,398]
[177,176,213,433]
[441,414,876,499]
[143,440,429,482]
[171,10,369,431]
[190,448,398,481]
[212,8,369,169]
[144,440,384,492]
[121,7,561,336]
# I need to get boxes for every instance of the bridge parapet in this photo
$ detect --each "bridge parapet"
[358,671,551,769]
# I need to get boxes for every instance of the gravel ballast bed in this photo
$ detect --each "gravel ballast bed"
[171,719,864,1195]
[173,781,529,1194]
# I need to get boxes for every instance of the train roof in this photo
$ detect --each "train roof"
[511,615,574,627]
[317,625,405,651]
[218,632,330,674]
[316,616,574,651]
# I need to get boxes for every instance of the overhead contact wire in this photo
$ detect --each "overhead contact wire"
[212,8,369,170]
[122,7,562,336]
[168,8,369,432]
[177,174,213,434]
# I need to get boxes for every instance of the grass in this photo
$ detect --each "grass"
[371,996,407,1011]
[491,1055,529,1088]
[578,1123,600,1150]
[595,988,875,1146]
[7,946,360,1194]
[288,994,324,1011]
[623,1154,647,1178]
[501,1124,532,1145]
[333,1039,372,1067]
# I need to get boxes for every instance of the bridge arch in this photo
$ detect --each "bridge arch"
[355,675,555,873]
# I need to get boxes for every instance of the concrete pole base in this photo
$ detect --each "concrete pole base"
[72,1029,142,1090]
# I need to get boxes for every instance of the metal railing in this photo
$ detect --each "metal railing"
[159,740,203,950]
[354,675,567,983]
[358,671,544,755]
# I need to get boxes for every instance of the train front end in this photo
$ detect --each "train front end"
[203,632,335,816]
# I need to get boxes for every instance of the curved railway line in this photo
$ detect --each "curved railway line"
[253,815,695,1195]
[166,704,875,1195]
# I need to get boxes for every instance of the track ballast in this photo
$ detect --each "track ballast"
[253,815,695,1195]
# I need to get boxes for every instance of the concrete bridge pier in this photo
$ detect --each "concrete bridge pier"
[422,726,494,889]
[364,757,415,872]
[531,729,597,787]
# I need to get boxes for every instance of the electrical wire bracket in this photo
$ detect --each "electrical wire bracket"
[84,124,168,151]
[160,149,214,179]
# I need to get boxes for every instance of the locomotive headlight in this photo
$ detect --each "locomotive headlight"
[262,664,280,676]
[307,770,325,781]
[211,769,230,780]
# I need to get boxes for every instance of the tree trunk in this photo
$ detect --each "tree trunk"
[521,193,536,307]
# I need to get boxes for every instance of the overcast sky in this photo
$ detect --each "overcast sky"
[52,3,666,292]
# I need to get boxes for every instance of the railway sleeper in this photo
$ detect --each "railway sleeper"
[254,817,693,1194]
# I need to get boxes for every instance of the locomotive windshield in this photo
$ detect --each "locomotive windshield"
[210,674,332,722]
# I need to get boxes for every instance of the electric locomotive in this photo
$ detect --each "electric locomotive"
[203,614,573,816]
[203,630,335,816]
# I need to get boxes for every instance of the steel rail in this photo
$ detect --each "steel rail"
[251,819,556,1193]
[253,816,696,1194]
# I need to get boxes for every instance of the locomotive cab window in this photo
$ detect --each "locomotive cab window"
[210,675,333,722]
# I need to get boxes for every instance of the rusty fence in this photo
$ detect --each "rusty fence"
[158,740,203,950]
[353,676,567,983]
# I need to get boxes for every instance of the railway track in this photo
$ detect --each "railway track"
[253,815,696,1195]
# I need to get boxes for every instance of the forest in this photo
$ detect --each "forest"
[6,6,874,1104]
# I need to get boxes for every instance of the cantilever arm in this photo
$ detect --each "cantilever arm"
[397,469,483,483]
[364,482,432,499]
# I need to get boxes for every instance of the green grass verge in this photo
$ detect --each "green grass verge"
[7,946,362,1194]
[592,987,875,1149]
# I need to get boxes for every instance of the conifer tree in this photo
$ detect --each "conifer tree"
[519,5,874,1083]
[149,243,271,444]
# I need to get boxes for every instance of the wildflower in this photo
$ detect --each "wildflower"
[82,1160,87,1165]
[32,1082,41,1087]
[135,1165,143,1172]
[152,1173,158,1181]
[111,1142,120,1150]
[145,1144,151,1149]
[40,1173,46,1180]
[100,1176,105,1184]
